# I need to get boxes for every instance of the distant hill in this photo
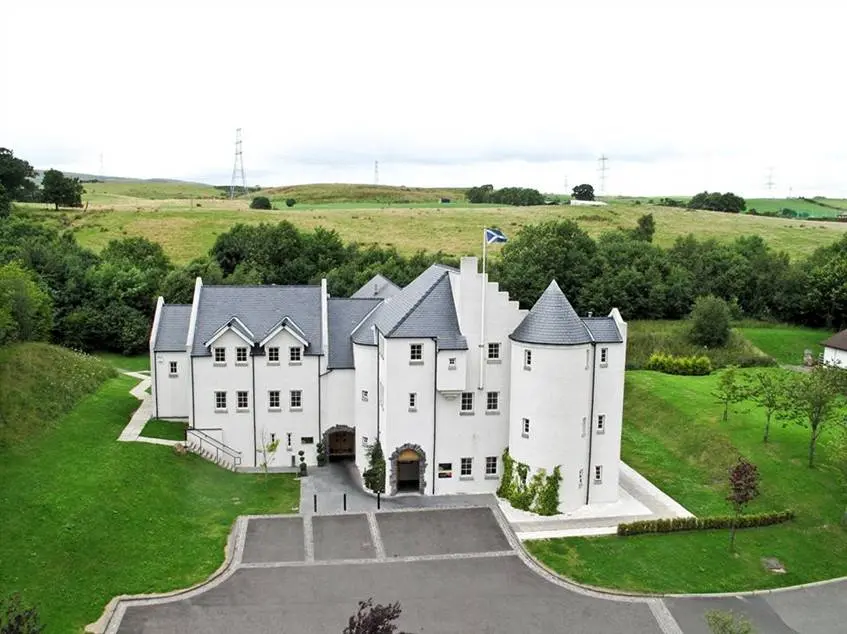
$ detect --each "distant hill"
[34,170,210,186]
[257,183,469,205]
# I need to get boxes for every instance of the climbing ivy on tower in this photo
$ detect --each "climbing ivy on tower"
[497,448,561,516]
[533,466,562,516]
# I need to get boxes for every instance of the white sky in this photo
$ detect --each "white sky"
[2,1,845,197]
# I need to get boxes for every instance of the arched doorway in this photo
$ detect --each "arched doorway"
[325,425,355,462]
[388,444,427,494]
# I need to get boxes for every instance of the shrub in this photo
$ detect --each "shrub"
[249,196,272,210]
[497,448,515,498]
[285,198,296,207]
[617,510,794,536]
[363,440,386,493]
[316,440,327,466]
[646,352,712,375]
[689,295,731,348]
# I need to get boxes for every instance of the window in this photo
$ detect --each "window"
[523,349,532,369]
[214,391,227,410]
[485,456,497,476]
[409,343,423,362]
[597,414,606,433]
[236,347,248,364]
[582,416,587,437]
[594,465,603,482]
[378,381,384,410]
[600,347,609,366]
[486,391,499,412]
[408,392,417,410]
[169,361,178,375]
[448,357,457,370]
[362,436,368,447]
[270,433,276,443]
[585,349,590,370]
[522,417,530,437]
[301,436,314,444]
[460,457,473,477]
[267,347,280,363]
[214,347,226,364]
[438,462,453,478]
[290,390,302,409]
[286,433,292,449]
[578,468,584,488]
[487,342,500,360]
[460,392,474,412]
[269,390,280,409]
[237,390,249,410]
[361,390,369,402]
[289,346,302,363]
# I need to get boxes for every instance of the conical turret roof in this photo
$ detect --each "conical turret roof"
[510,280,593,345]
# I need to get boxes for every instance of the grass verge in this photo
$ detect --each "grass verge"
[526,370,847,593]
[141,418,187,441]
[0,375,299,632]
[94,351,150,372]
[735,322,832,365]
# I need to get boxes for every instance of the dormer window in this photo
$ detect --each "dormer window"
[236,347,248,364]
[289,346,302,363]
[214,347,226,364]
[267,347,280,363]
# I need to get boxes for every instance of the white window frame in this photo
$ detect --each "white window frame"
[594,465,603,483]
[487,342,501,361]
[460,392,474,414]
[485,391,499,414]
[289,346,302,364]
[361,390,369,402]
[600,347,609,367]
[169,360,178,376]
[408,392,417,411]
[267,347,280,364]
[268,390,281,410]
[448,357,457,370]
[578,468,584,488]
[460,457,473,478]
[214,347,226,365]
[235,347,248,365]
[236,390,249,411]
[409,343,423,363]
[523,349,532,370]
[522,417,530,438]
[214,391,227,411]
[485,456,498,476]
[597,414,606,434]
[289,389,302,410]
[286,432,292,450]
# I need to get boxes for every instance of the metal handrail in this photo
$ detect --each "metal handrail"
[187,428,242,466]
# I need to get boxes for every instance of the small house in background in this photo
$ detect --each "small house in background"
[822,330,847,366]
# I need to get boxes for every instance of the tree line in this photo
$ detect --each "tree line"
[466,184,544,206]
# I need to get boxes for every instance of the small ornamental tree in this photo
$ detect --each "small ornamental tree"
[571,183,595,201]
[250,196,272,210]
[258,431,280,481]
[0,593,44,634]
[343,598,409,634]
[748,370,787,442]
[726,457,760,552]
[689,295,731,348]
[363,440,386,494]
[713,366,747,422]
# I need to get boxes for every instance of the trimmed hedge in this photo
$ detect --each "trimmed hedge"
[617,510,794,536]
[646,352,712,376]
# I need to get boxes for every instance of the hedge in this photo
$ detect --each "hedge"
[617,510,794,536]
[646,352,712,376]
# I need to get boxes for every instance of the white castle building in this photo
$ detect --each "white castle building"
[149,257,627,512]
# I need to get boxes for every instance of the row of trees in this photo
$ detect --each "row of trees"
[688,191,746,213]
[0,149,84,211]
[465,184,545,206]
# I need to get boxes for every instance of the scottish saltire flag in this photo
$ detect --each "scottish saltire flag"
[485,228,508,244]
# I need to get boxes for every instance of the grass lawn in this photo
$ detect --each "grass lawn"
[0,376,299,632]
[626,320,775,370]
[94,351,150,372]
[735,322,833,365]
[526,369,847,593]
[141,418,187,441]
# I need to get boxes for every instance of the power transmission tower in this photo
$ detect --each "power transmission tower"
[598,155,609,196]
[99,152,104,178]
[374,160,379,186]
[765,167,775,196]
[229,128,246,199]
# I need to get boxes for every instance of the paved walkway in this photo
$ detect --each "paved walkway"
[117,372,178,447]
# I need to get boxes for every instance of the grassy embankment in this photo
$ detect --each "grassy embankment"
[0,343,299,632]
[17,182,847,265]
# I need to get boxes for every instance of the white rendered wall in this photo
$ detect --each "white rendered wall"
[322,369,355,432]
[153,352,190,418]
[588,336,627,505]
[823,346,847,367]
[353,343,378,476]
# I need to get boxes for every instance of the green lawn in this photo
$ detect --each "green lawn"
[736,322,833,365]
[0,376,299,632]
[527,370,847,593]
[141,418,187,441]
[94,351,150,372]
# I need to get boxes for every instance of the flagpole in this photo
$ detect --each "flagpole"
[479,228,487,390]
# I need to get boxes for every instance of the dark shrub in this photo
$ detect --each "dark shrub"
[285,198,296,207]
[689,295,731,348]
[249,196,272,210]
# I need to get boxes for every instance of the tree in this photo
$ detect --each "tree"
[466,184,494,204]
[0,262,53,345]
[571,183,595,201]
[748,370,787,442]
[689,295,731,348]
[258,431,280,482]
[726,457,760,552]
[40,169,83,210]
[781,365,847,467]
[285,198,296,207]
[713,366,747,422]
[250,196,272,210]
[0,593,44,634]
[0,148,36,200]
[0,184,9,219]
[159,257,224,303]
[632,213,656,242]
[688,191,746,213]
[705,609,755,634]
[101,237,171,281]
[363,440,386,494]
[343,598,408,634]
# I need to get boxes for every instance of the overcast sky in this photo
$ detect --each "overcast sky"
[2,1,845,197]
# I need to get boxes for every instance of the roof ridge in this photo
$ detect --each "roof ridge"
[386,269,448,337]
[329,297,384,302]
[204,284,321,289]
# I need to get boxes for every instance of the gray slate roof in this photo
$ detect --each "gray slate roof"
[360,265,467,350]
[191,285,322,356]
[510,280,594,345]
[822,329,847,352]
[154,304,192,352]
[327,298,383,369]
[583,317,623,344]
[351,274,401,300]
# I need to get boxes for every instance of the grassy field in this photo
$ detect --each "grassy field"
[736,322,833,365]
[746,197,847,219]
[16,183,847,265]
[527,369,847,593]
[141,418,187,441]
[94,352,150,372]
[0,346,299,632]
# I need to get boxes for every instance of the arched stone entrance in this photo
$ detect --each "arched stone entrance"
[324,425,355,462]
[388,443,427,494]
